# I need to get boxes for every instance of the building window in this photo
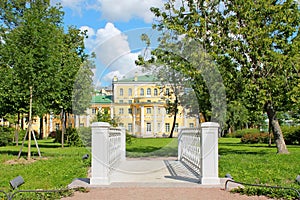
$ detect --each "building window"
[119,100,123,103]
[175,123,179,132]
[119,108,124,114]
[189,123,194,128]
[147,88,151,96]
[166,88,170,96]
[128,88,132,96]
[146,108,151,114]
[128,123,132,132]
[119,123,124,127]
[80,123,84,127]
[128,100,132,104]
[119,88,123,96]
[128,108,132,114]
[147,123,151,132]
[158,108,161,114]
[165,123,170,132]
[154,88,158,96]
[140,88,144,96]
[92,108,96,114]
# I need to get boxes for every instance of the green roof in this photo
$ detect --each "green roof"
[117,74,158,83]
[91,95,112,104]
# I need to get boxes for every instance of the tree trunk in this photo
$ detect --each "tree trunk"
[169,97,178,138]
[61,108,66,148]
[265,101,289,154]
[39,115,43,139]
[15,113,20,146]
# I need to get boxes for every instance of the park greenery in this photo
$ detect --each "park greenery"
[0,0,95,155]
[0,137,299,199]
[137,0,300,154]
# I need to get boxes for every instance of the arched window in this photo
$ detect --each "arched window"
[128,88,132,96]
[140,88,144,96]
[147,88,151,96]
[154,88,158,96]
[119,88,123,96]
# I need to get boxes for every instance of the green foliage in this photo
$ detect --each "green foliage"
[96,109,118,127]
[0,126,14,146]
[227,128,260,138]
[78,127,91,147]
[282,126,300,145]
[241,132,272,144]
[54,127,83,147]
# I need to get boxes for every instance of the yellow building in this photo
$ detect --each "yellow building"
[108,74,199,137]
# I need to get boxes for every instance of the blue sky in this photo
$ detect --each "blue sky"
[50,0,164,87]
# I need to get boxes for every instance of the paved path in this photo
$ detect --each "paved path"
[62,158,272,200]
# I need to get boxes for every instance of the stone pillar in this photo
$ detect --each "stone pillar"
[153,106,157,135]
[200,122,220,185]
[91,122,111,185]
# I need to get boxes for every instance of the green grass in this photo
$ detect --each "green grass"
[219,138,300,199]
[126,137,178,157]
[0,137,299,199]
[0,139,90,199]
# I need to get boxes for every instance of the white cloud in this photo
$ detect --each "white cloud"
[50,0,86,14]
[51,0,163,23]
[82,23,141,86]
[95,0,163,23]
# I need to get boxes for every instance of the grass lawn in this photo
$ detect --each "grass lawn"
[0,137,299,199]
[0,139,90,199]
[126,137,178,157]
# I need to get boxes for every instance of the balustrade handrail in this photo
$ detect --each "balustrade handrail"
[178,127,202,175]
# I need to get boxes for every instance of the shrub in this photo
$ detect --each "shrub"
[78,127,91,147]
[54,128,84,147]
[228,128,260,138]
[241,132,272,144]
[281,126,300,145]
[0,126,14,146]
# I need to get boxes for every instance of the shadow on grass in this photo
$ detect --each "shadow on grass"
[219,147,270,155]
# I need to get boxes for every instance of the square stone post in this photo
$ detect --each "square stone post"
[90,122,111,185]
[200,122,220,185]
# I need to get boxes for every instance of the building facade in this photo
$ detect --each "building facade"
[100,74,199,137]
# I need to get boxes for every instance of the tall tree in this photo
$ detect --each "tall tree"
[149,0,299,154]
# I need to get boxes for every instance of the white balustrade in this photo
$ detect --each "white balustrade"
[178,122,220,185]
[90,122,125,185]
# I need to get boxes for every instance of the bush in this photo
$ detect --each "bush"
[54,127,84,147]
[241,132,272,144]
[282,126,300,145]
[227,128,260,138]
[78,127,91,147]
[0,126,14,146]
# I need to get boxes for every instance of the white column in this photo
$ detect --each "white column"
[200,122,220,185]
[91,122,111,185]
[140,106,144,136]
[153,106,157,135]
[132,107,136,136]
[110,106,114,119]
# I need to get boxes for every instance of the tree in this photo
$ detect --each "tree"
[149,0,300,154]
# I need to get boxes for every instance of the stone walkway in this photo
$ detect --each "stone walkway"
[62,157,272,200]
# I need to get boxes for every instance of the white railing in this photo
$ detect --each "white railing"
[178,122,220,185]
[90,122,125,185]
[178,128,202,175]
[108,128,123,167]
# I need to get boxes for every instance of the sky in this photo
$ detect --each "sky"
[49,0,165,87]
